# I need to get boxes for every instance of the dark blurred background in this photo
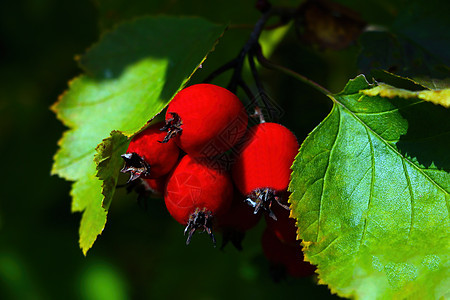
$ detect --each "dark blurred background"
[2,0,445,299]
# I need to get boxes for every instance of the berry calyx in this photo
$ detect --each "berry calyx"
[184,208,215,245]
[159,112,182,143]
[245,188,290,220]
[121,121,180,182]
[121,152,151,181]
[164,155,233,246]
[231,122,298,218]
[162,84,248,157]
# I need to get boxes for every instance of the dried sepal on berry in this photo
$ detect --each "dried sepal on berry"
[231,122,299,219]
[159,112,182,143]
[184,208,215,246]
[245,188,290,221]
[121,121,180,182]
[121,152,152,182]
[164,155,233,246]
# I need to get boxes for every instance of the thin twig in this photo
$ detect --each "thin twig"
[227,9,273,93]
[202,5,302,106]
[203,59,238,83]
[254,44,331,96]
[248,51,275,120]
[237,79,255,102]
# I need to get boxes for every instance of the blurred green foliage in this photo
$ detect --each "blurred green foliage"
[1,0,447,299]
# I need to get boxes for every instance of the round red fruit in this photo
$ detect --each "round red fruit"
[121,121,180,181]
[231,122,298,218]
[162,84,248,157]
[164,155,233,245]
[232,122,298,194]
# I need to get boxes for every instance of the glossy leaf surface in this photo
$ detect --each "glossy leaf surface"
[289,75,450,299]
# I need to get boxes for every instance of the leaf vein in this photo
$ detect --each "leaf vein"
[295,150,331,181]
[54,150,95,173]
[333,95,449,196]
[402,159,415,242]
[297,177,324,205]
[302,218,319,236]
[347,165,372,200]
[309,235,340,258]
[359,128,375,249]
[316,107,341,242]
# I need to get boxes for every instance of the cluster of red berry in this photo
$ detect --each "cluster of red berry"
[121,83,315,279]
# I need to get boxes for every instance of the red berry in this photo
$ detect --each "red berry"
[215,190,262,250]
[162,84,248,157]
[231,122,298,218]
[265,204,298,246]
[121,122,180,181]
[232,122,298,194]
[164,155,233,245]
[261,227,316,279]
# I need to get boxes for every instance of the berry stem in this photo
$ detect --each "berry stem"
[248,51,276,120]
[254,44,331,96]
[203,6,296,120]
[226,8,272,94]
[202,58,238,84]
[251,106,266,124]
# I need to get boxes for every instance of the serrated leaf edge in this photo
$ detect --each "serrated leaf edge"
[288,74,450,299]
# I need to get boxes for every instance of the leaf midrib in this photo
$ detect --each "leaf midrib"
[330,94,449,196]
[316,105,341,242]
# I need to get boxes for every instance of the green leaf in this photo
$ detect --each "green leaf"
[289,75,450,299]
[92,0,295,92]
[52,16,226,254]
[94,131,129,210]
